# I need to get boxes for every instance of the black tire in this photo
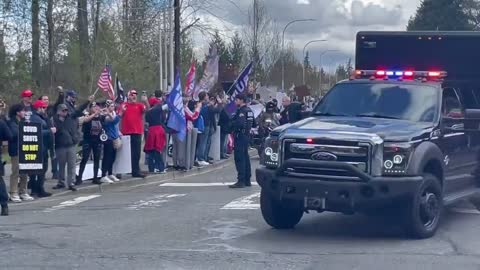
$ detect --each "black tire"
[403,174,443,239]
[260,189,304,229]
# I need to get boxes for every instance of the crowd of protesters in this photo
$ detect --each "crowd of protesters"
[0,85,307,216]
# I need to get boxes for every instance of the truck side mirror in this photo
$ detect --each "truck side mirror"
[465,109,480,119]
[464,109,480,131]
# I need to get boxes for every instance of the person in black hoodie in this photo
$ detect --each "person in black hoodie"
[218,108,232,160]
[0,99,12,216]
[39,94,58,180]
[6,104,32,202]
[29,100,55,197]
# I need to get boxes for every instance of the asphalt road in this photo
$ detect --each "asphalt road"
[2,157,480,270]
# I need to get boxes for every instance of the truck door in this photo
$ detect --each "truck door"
[441,88,475,192]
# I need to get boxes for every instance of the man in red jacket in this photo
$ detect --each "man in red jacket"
[120,90,150,178]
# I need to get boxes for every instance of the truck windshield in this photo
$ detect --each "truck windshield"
[314,83,439,122]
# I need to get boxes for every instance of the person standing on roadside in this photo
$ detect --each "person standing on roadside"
[0,99,12,216]
[39,94,58,180]
[179,98,201,171]
[101,100,121,183]
[6,104,33,202]
[218,106,232,160]
[53,104,80,191]
[143,97,167,174]
[76,102,104,185]
[29,100,54,197]
[120,90,150,178]
[52,92,93,190]
[229,94,254,189]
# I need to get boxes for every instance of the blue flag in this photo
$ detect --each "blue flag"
[226,61,254,114]
[167,72,187,141]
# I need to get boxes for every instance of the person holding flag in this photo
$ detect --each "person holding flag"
[167,72,187,169]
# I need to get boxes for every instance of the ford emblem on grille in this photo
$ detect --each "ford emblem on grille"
[311,151,338,161]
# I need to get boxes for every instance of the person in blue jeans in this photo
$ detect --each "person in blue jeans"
[100,100,121,184]
[196,91,223,166]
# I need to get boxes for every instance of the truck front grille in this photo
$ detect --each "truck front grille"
[282,139,371,179]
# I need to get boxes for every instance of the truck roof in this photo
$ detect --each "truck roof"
[356,31,480,80]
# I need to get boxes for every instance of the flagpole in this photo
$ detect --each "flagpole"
[169,0,175,90]
[159,17,163,91]
[163,6,168,91]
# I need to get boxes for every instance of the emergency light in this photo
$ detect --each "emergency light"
[353,70,447,81]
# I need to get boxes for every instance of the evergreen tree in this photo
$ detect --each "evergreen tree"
[228,32,244,69]
[407,0,473,31]
[210,31,230,65]
[303,51,310,69]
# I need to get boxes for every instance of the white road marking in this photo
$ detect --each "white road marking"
[43,195,101,213]
[160,182,258,187]
[127,194,186,210]
[221,192,261,210]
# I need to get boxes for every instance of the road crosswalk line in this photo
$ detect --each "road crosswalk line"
[160,182,258,187]
[43,195,101,213]
[127,194,186,210]
[221,192,261,210]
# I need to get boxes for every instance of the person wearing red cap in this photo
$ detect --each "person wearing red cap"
[20,89,34,113]
[28,100,55,197]
[119,90,150,178]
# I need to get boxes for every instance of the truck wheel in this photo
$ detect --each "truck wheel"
[260,189,303,229]
[404,174,443,239]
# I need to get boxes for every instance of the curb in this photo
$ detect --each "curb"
[46,149,259,198]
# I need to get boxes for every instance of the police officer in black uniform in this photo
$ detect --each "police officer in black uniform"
[0,99,12,216]
[230,94,254,189]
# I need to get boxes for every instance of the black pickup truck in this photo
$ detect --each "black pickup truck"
[256,31,480,239]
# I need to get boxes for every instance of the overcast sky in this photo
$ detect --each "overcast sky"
[192,0,421,70]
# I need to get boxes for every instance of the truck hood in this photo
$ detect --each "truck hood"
[273,116,434,142]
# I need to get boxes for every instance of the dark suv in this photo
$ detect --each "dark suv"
[256,74,480,238]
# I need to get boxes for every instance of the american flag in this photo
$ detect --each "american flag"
[97,65,115,100]
[184,60,196,96]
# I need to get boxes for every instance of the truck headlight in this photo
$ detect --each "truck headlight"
[262,137,279,168]
[383,143,413,175]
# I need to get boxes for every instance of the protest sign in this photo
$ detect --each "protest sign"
[18,122,43,174]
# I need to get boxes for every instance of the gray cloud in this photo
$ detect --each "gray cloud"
[350,1,403,26]
[194,0,420,68]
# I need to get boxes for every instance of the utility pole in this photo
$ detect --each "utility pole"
[174,0,180,71]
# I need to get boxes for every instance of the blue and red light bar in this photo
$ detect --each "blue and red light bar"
[354,70,447,80]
